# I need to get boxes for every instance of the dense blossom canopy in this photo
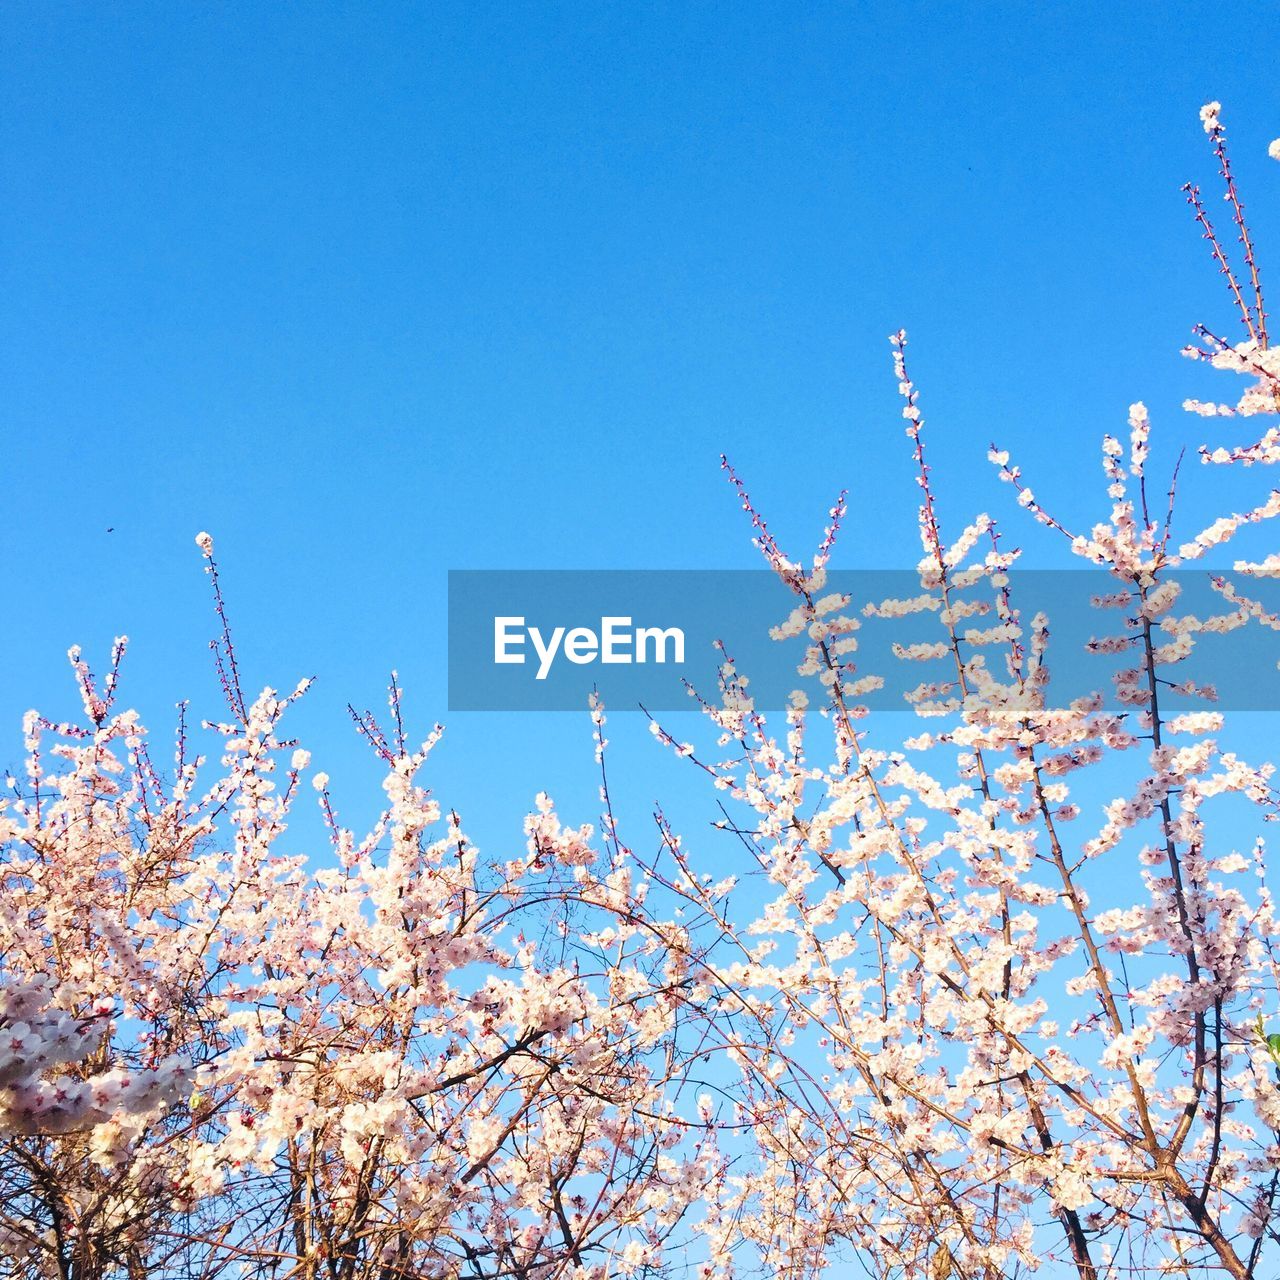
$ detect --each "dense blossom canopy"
[3,105,1280,1280]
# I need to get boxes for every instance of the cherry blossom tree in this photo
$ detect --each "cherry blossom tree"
[0,559,725,1278]
[3,103,1280,1280]
[638,102,1280,1279]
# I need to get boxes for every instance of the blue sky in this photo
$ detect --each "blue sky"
[2,2,1279,842]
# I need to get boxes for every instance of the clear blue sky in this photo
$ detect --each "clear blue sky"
[3,2,1279,840]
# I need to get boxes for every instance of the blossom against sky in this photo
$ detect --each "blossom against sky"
[2,2,1279,834]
